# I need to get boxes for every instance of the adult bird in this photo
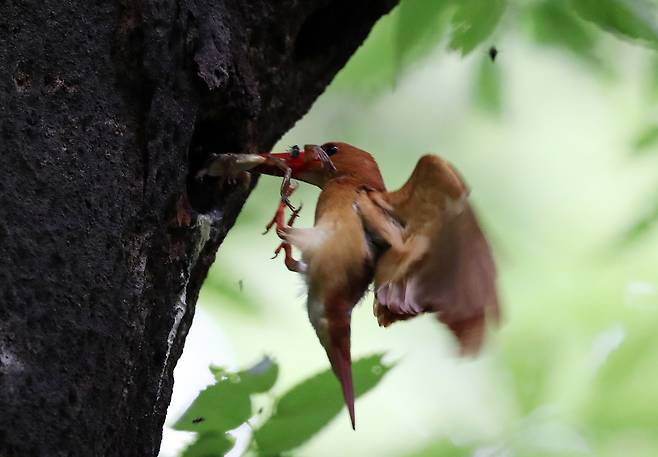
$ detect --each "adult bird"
[264,143,386,429]
[264,142,499,426]
[198,142,499,427]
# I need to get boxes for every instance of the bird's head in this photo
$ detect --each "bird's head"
[268,142,385,191]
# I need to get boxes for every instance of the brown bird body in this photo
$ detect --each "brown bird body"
[271,142,497,355]
[268,145,385,429]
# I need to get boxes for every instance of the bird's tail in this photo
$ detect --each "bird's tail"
[308,291,356,429]
[327,339,355,429]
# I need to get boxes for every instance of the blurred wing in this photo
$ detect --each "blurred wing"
[357,155,499,354]
[415,204,499,353]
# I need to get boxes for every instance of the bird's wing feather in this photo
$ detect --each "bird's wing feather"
[356,155,499,353]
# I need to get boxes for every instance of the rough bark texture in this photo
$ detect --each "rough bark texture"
[0,1,397,456]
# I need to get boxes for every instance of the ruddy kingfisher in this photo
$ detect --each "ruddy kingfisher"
[199,143,499,429]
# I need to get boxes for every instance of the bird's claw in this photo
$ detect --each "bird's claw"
[289,202,303,222]
[262,216,276,235]
[271,202,302,237]
[271,241,304,273]
[271,242,285,259]
[263,182,301,235]
[283,197,297,213]
[262,201,287,235]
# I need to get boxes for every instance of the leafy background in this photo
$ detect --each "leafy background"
[161,1,658,456]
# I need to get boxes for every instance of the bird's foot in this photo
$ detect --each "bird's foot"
[272,242,305,273]
[263,185,301,236]
[262,199,287,235]
[275,202,302,238]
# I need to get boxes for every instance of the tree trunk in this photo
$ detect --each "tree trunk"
[0,1,396,455]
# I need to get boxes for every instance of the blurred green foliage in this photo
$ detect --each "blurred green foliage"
[177,355,392,457]
[178,1,658,456]
[405,440,475,457]
[524,0,601,64]
[449,0,507,55]
[474,56,503,113]
[632,124,658,154]
[620,194,658,246]
[200,267,261,314]
[571,0,658,44]
[334,0,658,100]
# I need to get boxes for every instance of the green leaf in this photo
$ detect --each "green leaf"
[570,0,658,46]
[254,354,394,456]
[211,356,278,394]
[449,0,507,55]
[474,56,503,114]
[395,0,453,76]
[173,381,252,433]
[175,357,278,433]
[525,0,601,63]
[632,125,658,155]
[181,433,235,457]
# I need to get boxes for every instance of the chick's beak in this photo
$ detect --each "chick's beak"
[197,153,267,179]
[232,154,267,170]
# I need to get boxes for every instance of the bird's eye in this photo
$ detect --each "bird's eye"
[322,144,339,156]
[289,145,300,158]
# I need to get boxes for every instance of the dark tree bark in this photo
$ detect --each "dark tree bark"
[0,1,397,456]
